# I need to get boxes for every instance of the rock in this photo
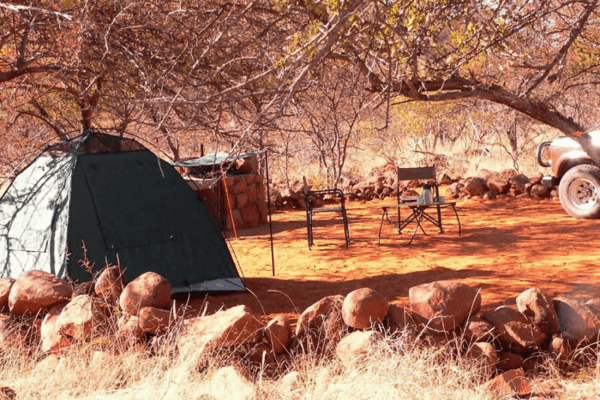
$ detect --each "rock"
[465,342,498,378]
[487,179,510,195]
[463,177,488,197]
[335,330,380,368]
[476,169,493,181]
[482,191,496,201]
[529,172,543,185]
[116,313,145,343]
[55,295,108,340]
[496,351,524,371]
[530,184,549,199]
[177,305,263,355]
[295,295,346,348]
[8,270,73,316]
[95,265,127,302]
[484,368,531,397]
[264,315,292,354]
[386,304,418,333]
[342,287,388,329]
[409,280,481,332]
[119,272,172,315]
[553,295,599,342]
[549,335,576,362]
[0,314,29,351]
[138,307,172,335]
[516,287,559,335]
[481,306,547,354]
[0,387,16,400]
[462,317,495,343]
[509,174,530,192]
[0,278,15,312]
[208,365,256,400]
[72,281,95,297]
[40,304,72,352]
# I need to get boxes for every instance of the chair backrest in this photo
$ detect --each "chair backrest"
[397,165,439,202]
[397,166,436,181]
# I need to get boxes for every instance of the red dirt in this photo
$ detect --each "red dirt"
[187,197,600,323]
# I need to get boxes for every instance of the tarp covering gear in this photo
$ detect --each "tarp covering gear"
[0,132,245,292]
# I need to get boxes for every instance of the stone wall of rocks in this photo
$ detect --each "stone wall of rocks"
[2,268,599,398]
[182,154,268,230]
[268,164,554,209]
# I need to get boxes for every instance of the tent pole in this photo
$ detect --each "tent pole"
[265,151,275,277]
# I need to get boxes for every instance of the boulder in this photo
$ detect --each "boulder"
[530,184,549,199]
[462,316,494,343]
[40,304,72,353]
[335,330,380,368]
[509,174,530,192]
[487,179,510,195]
[464,342,498,378]
[549,335,576,362]
[177,305,263,355]
[463,177,488,197]
[481,306,547,354]
[409,280,481,332]
[386,304,418,333]
[484,368,531,397]
[553,295,599,342]
[119,272,172,315]
[72,281,95,297]
[95,265,127,302]
[342,287,388,329]
[264,315,292,354]
[516,288,559,335]
[0,278,15,312]
[55,295,108,340]
[9,270,73,316]
[496,351,524,371]
[0,387,16,400]
[116,313,145,342]
[295,295,346,347]
[138,307,172,335]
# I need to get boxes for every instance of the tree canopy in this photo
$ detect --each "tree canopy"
[2,0,600,167]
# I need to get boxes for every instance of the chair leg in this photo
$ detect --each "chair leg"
[437,204,443,233]
[407,211,425,245]
[342,207,350,248]
[378,208,387,245]
[306,210,314,249]
[452,205,462,236]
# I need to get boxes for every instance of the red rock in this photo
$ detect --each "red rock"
[553,295,599,342]
[40,304,72,352]
[264,315,292,354]
[56,295,108,340]
[481,306,547,354]
[177,305,263,354]
[0,278,15,312]
[462,317,494,343]
[9,271,73,316]
[342,288,388,330]
[484,368,531,397]
[335,330,380,367]
[409,280,481,332]
[119,272,171,315]
[516,287,559,335]
[138,307,172,335]
[95,266,127,302]
[295,295,345,344]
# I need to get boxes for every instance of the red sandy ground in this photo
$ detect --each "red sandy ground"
[188,197,600,324]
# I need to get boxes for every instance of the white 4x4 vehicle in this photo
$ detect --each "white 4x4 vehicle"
[537,130,600,219]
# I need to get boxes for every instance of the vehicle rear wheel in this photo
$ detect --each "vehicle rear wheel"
[558,164,600,219]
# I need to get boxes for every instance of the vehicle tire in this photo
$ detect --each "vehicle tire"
[558,164,600,219]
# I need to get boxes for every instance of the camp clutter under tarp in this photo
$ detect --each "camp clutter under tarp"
[0,132,245,293]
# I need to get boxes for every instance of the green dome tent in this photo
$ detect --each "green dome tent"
[0,132,245,292]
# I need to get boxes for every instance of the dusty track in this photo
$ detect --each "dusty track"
[188,197,600,322]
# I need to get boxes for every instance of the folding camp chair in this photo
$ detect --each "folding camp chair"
[305,188,350,249]
[378,166,461,245]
